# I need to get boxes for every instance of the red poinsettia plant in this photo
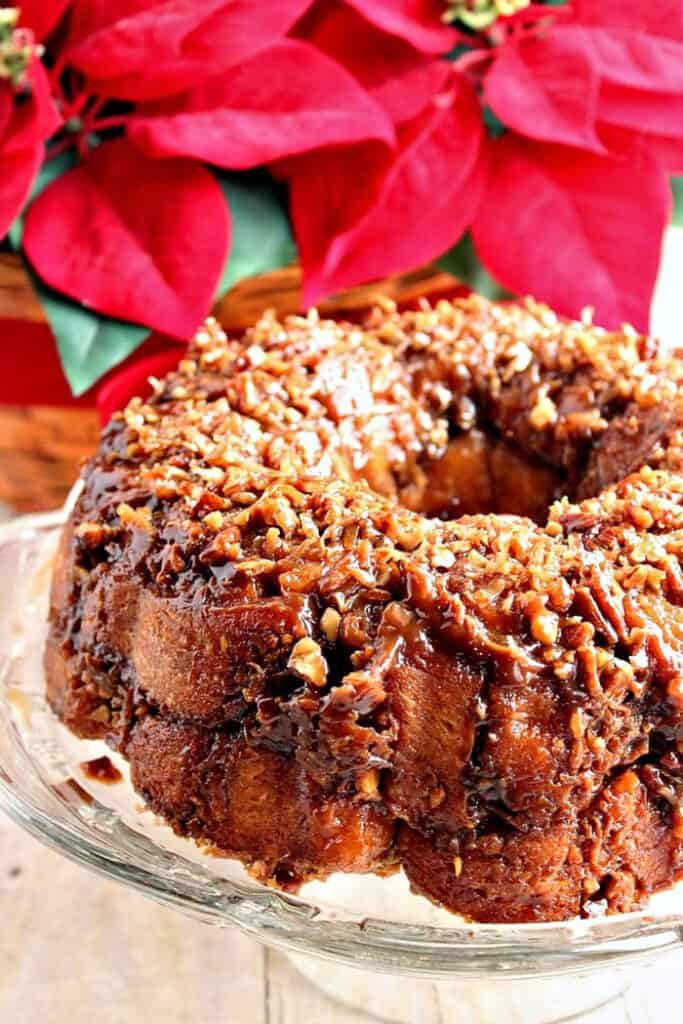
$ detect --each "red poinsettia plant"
[1,0,683,396]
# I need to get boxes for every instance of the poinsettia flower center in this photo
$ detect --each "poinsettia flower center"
[444,0,531,31]
[0,8,41,88]
[45,95,135,162]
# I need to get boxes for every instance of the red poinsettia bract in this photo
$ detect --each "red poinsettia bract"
[18,0,395,340]
[23,138,231,336]
[292,0,683,330]
[0,54,60,240]
[290,71,486,299]
[1,0,683,345]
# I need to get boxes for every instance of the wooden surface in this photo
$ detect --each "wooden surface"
[0,252,460,327]
[0,406,99,513]
[0,253,44,322]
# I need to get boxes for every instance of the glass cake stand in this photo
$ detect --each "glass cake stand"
[0,511,682,1024]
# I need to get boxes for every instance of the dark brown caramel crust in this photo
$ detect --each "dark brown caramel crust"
[46,296,683,921]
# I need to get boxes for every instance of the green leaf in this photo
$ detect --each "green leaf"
[7,150,78,250]
[437,232,513,301]
[31,271,148,397]
[445,42,474,60]
[672,177,683,228]
[482,106,506,139]
[215,171,296,298]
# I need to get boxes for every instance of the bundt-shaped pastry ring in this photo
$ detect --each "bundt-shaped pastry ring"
[46,295,683,922]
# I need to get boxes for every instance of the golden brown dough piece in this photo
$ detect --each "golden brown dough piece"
[127,717,395,884]
[46,296,683,920]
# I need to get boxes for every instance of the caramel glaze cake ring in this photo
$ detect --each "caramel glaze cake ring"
[45,295,683,923]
